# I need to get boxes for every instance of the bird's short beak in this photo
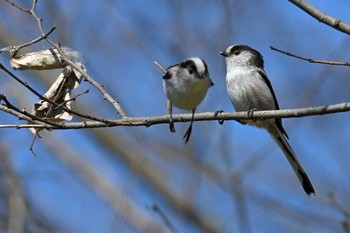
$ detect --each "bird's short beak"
[220,51,228,57]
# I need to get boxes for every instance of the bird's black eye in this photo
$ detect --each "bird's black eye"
[234,50,240,55]
[181,60,197,75]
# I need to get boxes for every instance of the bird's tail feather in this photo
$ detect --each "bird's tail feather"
[268,126,315,196]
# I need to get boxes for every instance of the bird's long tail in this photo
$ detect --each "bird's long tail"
[268,125,315,196]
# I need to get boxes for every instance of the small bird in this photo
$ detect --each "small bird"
[220,44,315,195]
[162,57,214,143]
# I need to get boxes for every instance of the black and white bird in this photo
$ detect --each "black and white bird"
[220,44,315,195]
[162,57,214,143]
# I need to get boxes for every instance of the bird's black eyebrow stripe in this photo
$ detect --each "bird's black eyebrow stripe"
[229,45,265,68]
[180,60,197,74]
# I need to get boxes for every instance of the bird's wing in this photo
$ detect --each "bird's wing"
[257,69,289,139]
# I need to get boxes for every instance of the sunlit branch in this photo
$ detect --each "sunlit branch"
[1,102,350,129]
[289,0,350,35]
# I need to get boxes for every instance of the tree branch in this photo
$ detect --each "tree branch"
[36,23,127,118]
[0,57,114,125]
[0,94,62,128]
[289,0,350,35]
[52,49,128,118]
[1,102,350,130]
[270,46,350,66]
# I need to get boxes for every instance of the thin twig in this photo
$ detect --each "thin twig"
[0,94,62,127]
[0,63,52,101]
[0,104,45,124]
[0,63,111,123]
[154,61,167,74]
[16,25,57,53]
[0,26,56,54]
[270,46,350,66]
[52,45,128,118]
[39,30,127,117]
[52,89,89,111]
[29,133,40,157]
[289,0,350,35]
[4,0,30,13]
[0,124,49,129]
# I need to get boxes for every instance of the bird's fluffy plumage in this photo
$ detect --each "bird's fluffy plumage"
[162,57,213,143]
[163,57,213,110]
[221,44,315,195]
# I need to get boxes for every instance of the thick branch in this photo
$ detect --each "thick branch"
[289,0,350,35]
[1,102,350,129]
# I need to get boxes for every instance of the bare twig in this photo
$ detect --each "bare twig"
[0,124,48,129]
[0,63,52,102]
[289,0,350,35]
[154,61,167,74]
[1,102,350,130]
[16,25,56,53]
[55,53,128,118]
[4,0,31,13]
[29,132,40,157]
[0,63,112,124]
[270,46,350,66]
[50,89,89,114]
[0,26,56,54]
[0,94,62,127]
[0,104,43,123]
[29,4,128,119]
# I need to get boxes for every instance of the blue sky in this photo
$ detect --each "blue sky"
[1,1,350,233]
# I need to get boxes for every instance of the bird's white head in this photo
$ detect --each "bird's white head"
[220,44,264,70]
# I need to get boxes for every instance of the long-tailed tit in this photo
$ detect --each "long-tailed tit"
[220,44,315,195]
[162,57,214,143]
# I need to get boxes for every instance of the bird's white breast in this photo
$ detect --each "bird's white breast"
[226,68,276,112]
[164,74,212,110]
